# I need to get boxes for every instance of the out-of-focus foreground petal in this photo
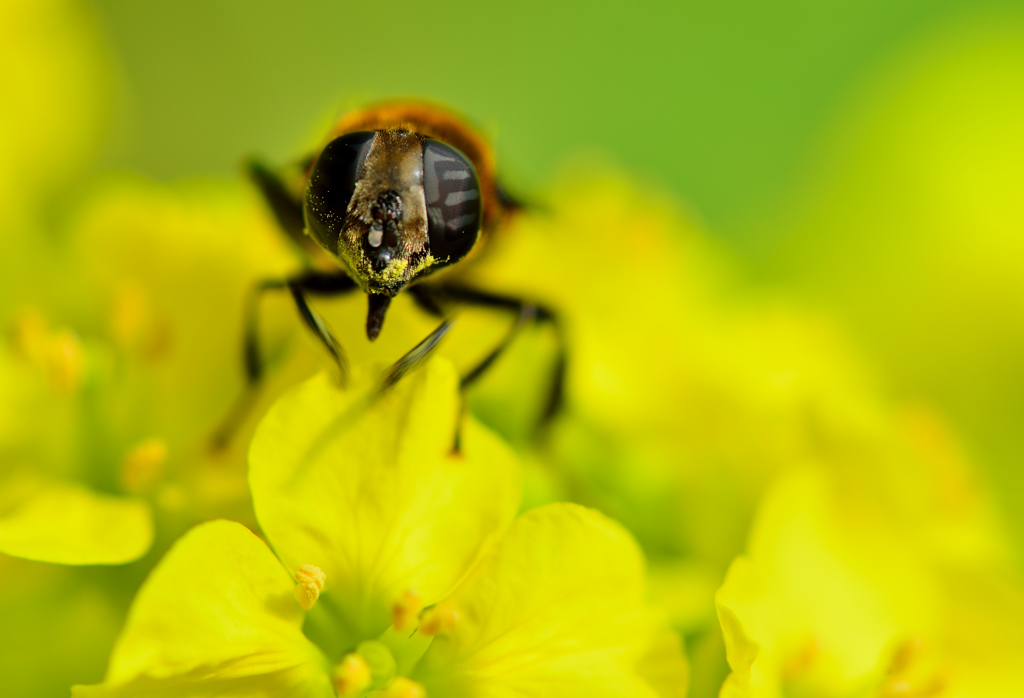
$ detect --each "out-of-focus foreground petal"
[249,359,521,649]
[0,477,151,565]
[415,503,688,698]
[73,519,333,698]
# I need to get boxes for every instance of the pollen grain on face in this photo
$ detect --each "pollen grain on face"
[293,563,326,610]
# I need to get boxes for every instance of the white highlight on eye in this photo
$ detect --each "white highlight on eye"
[443,169,471,180]
[447,213,478,230]
[423,146,458,203]
[445,189,479,206]
[368,229,383,248]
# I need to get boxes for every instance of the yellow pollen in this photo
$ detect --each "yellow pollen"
[293,564,325,610]
[120,438,168,493]
[46,328,85,393]
[379,676,427,698]
[391,588,423,632]
[333,653,372,697]
[418,601,459,637]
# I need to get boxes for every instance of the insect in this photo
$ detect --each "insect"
[213,102,565,448]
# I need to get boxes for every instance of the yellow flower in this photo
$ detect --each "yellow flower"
[76,357,686,697]
[0,0,109,219]
[0,325,152,565]
[716,458,1024,698]
[753,14,1024,550]
[454,171,893,650]
[0,175,299,698]
[0,170,303,559]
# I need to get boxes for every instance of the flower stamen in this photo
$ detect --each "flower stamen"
[878,637,947,698]
[46,328,85,393]
[109,280,151,350]
[418,601,459,637]
[392,587,423,632]
[120,437,168,493]
[379,676,427,698]
[9,310,86,392]
[293,564,325,610]
[9,308,49,365]
[333,653,372,697]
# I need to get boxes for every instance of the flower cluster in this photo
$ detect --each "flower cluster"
[3,2,1024,698]
[75,361,685,697]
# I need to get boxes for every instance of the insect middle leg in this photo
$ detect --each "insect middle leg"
[409,283,567,443]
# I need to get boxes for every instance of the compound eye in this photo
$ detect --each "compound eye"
[422,139,481,265]
[304,131,376,252]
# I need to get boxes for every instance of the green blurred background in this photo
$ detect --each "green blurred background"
[90,0,1006,239]
[90,0,1024,546]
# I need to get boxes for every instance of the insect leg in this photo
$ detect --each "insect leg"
[211,270,356,451]
[243,271,357,385]
[287,283,349,386]
[247,159,335,266]
[418,284,568,439]
[247,160,306,246]
[378,319,456,394]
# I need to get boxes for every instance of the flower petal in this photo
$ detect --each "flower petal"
[414,503,679,698]
[249,359,521,645]
[0,478,152,565]
[715,468,939,698]
[73,519,332,697]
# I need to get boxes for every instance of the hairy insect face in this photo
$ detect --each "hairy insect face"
[304,129,482,297]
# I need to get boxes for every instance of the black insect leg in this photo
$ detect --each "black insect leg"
[378,318,456,394]
[248,161,306,241]
[211,270,357,451]
[243,271,357,386]
[415,284,568,448]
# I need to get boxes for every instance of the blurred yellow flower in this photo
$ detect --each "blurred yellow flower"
[461,172,889,607]
[76,358,686,697]
[0,174,299,564]
[756,12,1024,550]
[716,453,1024,697]
[0,0,109,218]
[0,321,152,565]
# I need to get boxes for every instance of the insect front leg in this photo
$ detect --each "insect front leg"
[211,270,357,451]
[243,271,357,387]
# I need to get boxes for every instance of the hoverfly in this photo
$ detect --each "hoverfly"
[214,103,564,448]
